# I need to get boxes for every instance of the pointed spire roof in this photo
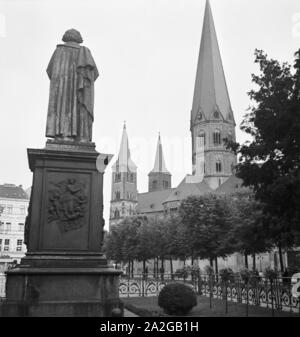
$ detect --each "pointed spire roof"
[112,123,137,172]
[150,133,170,174]
[191,0,235,125]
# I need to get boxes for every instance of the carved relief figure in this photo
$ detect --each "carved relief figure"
[48,178,88,233]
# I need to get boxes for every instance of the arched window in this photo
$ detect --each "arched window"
[216,161,222,173]
[114,209,120,219]
[213,130,221,145]
[199,131,206,146]
[115,190,120,201]
[214,110,220,119]
[163,181,169,189]
[152,180,158,190]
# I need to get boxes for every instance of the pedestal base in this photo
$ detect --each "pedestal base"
[1,267,122,317]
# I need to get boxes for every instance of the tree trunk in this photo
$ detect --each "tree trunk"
[131,260,134,277]
[278,244,284,273]
[210,258,214,268]
[244,253,249,269]
[128,261,131,277]
[170,258,173,276]
[252,254,256,271]
[143,260,146,274]
[215,257,218,275]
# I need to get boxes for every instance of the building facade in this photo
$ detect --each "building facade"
[0,184,29,266]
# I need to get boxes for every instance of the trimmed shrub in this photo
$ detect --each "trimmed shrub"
[158,283,197,316]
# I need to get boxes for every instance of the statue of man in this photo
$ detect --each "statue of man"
[46,29,99,143]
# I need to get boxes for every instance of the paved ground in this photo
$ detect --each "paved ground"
[124,309,139,317]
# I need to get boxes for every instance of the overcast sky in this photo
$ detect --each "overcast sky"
[0,0,300,227]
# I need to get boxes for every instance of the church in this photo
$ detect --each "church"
[110,0,244,225]
[108,1,277,272]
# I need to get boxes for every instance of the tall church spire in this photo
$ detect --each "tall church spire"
[191,0,235,125]
[151,133,170,174]
[110,124,138,228]
[190,0,237,190]
[148,134,171,192]
[113,123,137,173]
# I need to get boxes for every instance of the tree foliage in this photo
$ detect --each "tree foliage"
[228,49,300,250]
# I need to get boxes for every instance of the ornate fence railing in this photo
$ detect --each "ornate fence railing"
[119,273,300,315]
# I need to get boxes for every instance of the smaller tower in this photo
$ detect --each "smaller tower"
[110,124,138,228]
[148,134,171,192]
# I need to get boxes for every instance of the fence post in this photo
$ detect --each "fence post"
[246,281,249,317]
[225,281,228,315]
[270,279,275,317]
[209,274,213,310]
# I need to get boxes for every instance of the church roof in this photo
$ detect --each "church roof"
[150,134,170,175]
[163,178,212,204]
[0,184,29,200]
[137,188,175,214]
[112,124,137,173]
[215,174,250,194]
[191,0,235,125]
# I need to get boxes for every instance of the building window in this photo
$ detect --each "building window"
[17,247,22,252]
[170,207,178,212]
[213,131,221,145]
[199,131,206,146]
[18,223,24,231]
[115,190,120,201]
[214,110,220,119]
[216,161,222,173]
[7,205,13,214]
[163,181,169,189]
[0,221,3,230]
[152,180,158,190]
[4,246,9,251]
[114,209,120,219]
[17,240,23,246]
[4,239,10,246]
[20,206,25,215]
[115,173,121,182]
[6,223,11,231]
[127,173,134,183]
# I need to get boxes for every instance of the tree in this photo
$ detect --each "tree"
[227,191,272,270]
[103,228,123,267]
[179,194,234,274]
[229,49,300,271]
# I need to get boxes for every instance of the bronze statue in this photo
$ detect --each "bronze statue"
[46,29,99,143]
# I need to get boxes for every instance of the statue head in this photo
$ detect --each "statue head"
[62,29,83,44]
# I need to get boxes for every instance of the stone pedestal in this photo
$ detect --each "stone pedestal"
[1,142,122,317]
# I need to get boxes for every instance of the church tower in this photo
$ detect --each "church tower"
[191,0,237,190]
[109,124,138,228]
[148,134,171,192]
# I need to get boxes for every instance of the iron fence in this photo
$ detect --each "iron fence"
[119,273,300,315]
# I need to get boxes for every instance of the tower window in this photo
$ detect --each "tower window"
[214,110,220,119]
[152,180,158,190]
[114,209,120,219]
[163,181,169,189]
[213,130,221,145]
[115,190,120,201]
[199,131,206,146]
[216,161,222,173]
